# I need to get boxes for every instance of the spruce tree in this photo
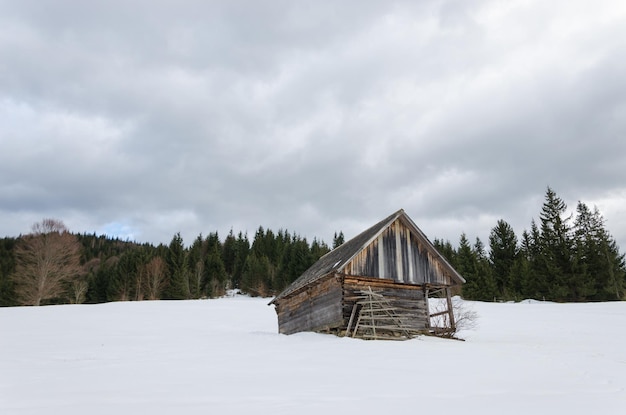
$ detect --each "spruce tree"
[458,234,498,301]
[489,220,518,299]
[433,238,457,268]
[571,202,599,300]
[240,252,273,297]
[538,187,574,300]
[89,257,115,303]
[474,237,498,300]
[107,249,141,301]
[457,234,479,299]
[332,231,345,249]
[0,237,17,306]
[509,233,530,301]
[230,232,249,289]
[187,234,206,299]
[310,237,330,262]
[204,245,227,298]
[574,202,625,300]
[222,229,237,281]
[287,236,314,284]
[251,226,267,258]
[520,220,549,300]
[602,239,626,300]
[163,233,189,300]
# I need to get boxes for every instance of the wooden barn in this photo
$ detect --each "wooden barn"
[269,209,465,339]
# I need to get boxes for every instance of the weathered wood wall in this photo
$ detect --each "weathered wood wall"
[342,276,429,332]
[274,275,343,335]
[343,218,453,285]
[274,274,432,335]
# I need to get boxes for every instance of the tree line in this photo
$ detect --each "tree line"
[434,187,626,302]
[0,219,345,307]
[1,187,624,307]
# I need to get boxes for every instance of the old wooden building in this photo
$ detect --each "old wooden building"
[269,209,465,339]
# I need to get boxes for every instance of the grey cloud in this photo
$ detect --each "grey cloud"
[1,0,625,251]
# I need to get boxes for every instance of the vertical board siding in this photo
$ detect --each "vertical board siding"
[367,235,385,282]
[406,229,416,283]
[382,230,396,278]
[399,225,410,283]
[365,237,379,276]
[349,237,379,276]
[344,219,451,285]
[394,221,403,282]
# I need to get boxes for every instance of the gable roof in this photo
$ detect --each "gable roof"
[270,209,464,304]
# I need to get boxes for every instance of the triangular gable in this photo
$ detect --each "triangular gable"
[340,214,465,285]
[270,209,464,304]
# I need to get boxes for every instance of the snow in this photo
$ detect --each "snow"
[1,296,625,414]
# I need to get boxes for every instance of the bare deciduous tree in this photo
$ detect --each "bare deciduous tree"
[429,296,478,338]
[68,258,100,304]
[69,279,89,304]
[12,219,83,306]
[190,259,204,299]
[142,256,167,300]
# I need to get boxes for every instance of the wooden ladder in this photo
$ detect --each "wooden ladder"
[346,286,419,340]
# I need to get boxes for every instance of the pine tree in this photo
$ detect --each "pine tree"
[248,227,278,292]
[240,252,273,297]
[310,237,330,262]
[433,238,457,268]
[570,202,599,300]
[163,233,189,300]
[288,236,314,284]
[204,244,227,298]
[475,237,498,300]
[332,231,345,249]
[222,229,237,281]
[89,257,116,303]
[538,187,574,300]
[489,219,518,299]
[230,232,250,289]
[574,202,625,300]
[0,237,17,306]
[107,248,142,301]
[457,234,498,301]
[520,220,549,300]
[457,234,479,299]
[251,226,267,257]
[509,237,530,301]
[187,234,206,299]
[602,239,626,300]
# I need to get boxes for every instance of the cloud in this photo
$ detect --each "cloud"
[1,0,625,251]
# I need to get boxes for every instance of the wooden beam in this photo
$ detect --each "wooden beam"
[378,234,385,279]
[446,287,456,331]
[424,287,431,328]
[407,230,416,283]
[345,304,358,337]
[395,220,402,282]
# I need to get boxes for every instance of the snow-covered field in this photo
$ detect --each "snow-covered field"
[1,295,625,414]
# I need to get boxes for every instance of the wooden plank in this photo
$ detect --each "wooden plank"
[446,287,456,331]
[276,274,344,335]
[395,220,403,281]
[424,287,431,329]
[345,304,358,337]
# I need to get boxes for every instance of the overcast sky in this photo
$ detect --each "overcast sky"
[1,0,626,251]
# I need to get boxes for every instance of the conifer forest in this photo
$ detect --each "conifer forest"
[0,187,624,307]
